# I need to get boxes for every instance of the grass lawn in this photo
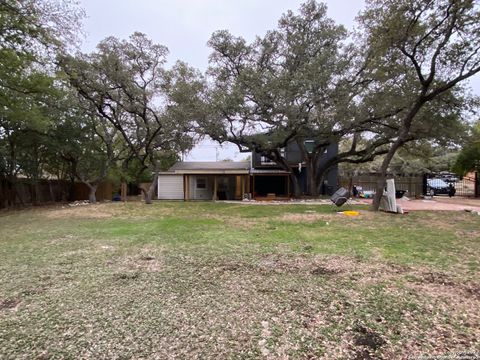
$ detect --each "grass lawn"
[0,201,479,359]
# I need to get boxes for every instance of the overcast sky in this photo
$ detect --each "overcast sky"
[78,0,480,161]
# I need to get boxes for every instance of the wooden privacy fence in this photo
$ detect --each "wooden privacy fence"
[339,175,424,198]
[72,182,113,202]
[0,178,113,209]
[1,179,70,208]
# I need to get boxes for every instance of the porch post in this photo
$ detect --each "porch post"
[287,175,290,197]
[252,174,255,199]
[213,175,218,201]
[185,175,189,201]
[183,175,186,201]
[241,175,245,199]
[475,171,479,198]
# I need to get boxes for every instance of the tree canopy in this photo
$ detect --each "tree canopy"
[357,0,480,209]
[61,33,205,203]
[0,0,84,207]
[453,121,480,175]
[201,0,476,198]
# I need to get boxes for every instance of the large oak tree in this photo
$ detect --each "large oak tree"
[357,0,480,210]
[203,1,466,197]
[62,33,204,203]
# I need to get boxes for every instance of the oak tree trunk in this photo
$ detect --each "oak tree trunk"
[316,173,326,196]
[290,173,302,198]
[307,161,318,197]
[49,181,56,202]
[145,171,159,204]
[372,140,403,211]
[87,184,98,204]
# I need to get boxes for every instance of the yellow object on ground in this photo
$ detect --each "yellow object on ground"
[341,210,360,216]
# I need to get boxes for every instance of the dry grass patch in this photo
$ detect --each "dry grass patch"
[413,211,476,232]
[107,246,165,276]
[0,298,21,311]
[201,212,264,230]
[1,202,479,359]
[277,210,375,224]
[45,203,117,219]
[43,202,175,220]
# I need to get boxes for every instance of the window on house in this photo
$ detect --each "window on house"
[304,140,315,153]
[260,156,273,164]
[304,140,328,154]
[260,149,285,164]
[196,178,206,189]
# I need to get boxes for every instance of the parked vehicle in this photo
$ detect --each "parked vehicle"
[438,172,460,183]
[427,178,455,196]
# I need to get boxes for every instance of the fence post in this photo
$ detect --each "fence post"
[475,172,479,198]
[422,174,428,196]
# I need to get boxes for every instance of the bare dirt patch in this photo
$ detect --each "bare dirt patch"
[352,324,386,360]
[0,298,21,311]
[310,266,339,276]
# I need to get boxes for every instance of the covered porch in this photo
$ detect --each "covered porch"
[184,174,250,201]
[251,169,291,200]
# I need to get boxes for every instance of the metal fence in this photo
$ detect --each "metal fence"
[450,173,477,197]
[340,172,479,198]
[339,175,424,198]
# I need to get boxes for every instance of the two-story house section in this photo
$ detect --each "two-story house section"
[250,141,339,198]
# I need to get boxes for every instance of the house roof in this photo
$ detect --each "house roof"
[164,161,251,175]
[250,169,290,175]
[169,161,250,171]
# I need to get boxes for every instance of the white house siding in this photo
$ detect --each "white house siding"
[157,175,184,200]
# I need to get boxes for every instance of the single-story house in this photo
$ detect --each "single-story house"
[157,162,252,201]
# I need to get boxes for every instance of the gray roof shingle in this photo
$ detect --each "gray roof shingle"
[168,161,250,171]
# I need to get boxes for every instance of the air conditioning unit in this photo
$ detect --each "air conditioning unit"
[243,193,252,200]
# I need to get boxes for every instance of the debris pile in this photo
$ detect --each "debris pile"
[68,200,90,207]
